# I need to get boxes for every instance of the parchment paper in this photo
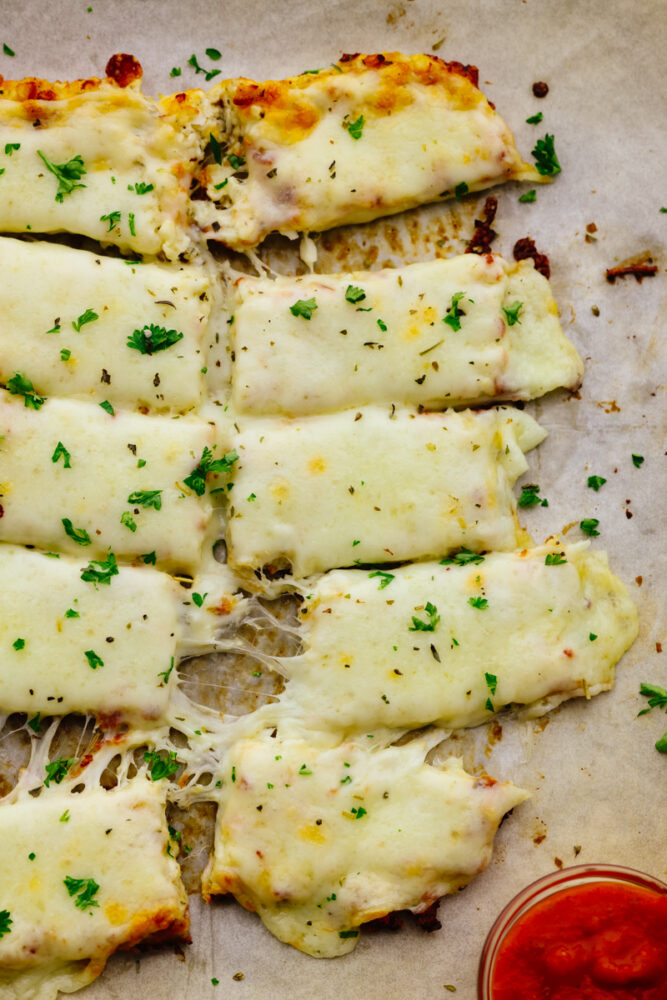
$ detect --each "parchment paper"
[1,1,665,997]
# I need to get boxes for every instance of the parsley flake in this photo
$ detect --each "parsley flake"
[44,757,74,787]
[377,318,387,332]
[100,211,121,233]
[84,649,104,670]
[369,570,395,590]
[532,133,561,176]
[60,348,71,361]
[409,601,440,632]
[290,297,318,320]
[345,284,366,304]
[440,548,485,566]
[580,518,600,536]
[518,484,549,508]
[62,518,91,546]
[589,633,598,642]
[502,301,523,326]
[632,454,645,468]
[519,189,537,203]
[51,441,72,468]
[36,152,86,203]
[350,806,367,819]
[127,489,162,510]
[120,511,137,532]
[206,47,222,60]
[444,291,466,331]
[27,713,42,732]
[144,750,179,781]
[141,551,157,565]
[192,592,207,608]
[158,656,175,683]
[0,911,12,938]
[64,876,100,911]
[130,181,154,194]
[4,142,19,156]
[454,181,468,201]
[343,114,365,140]
[468,596,488,610]
[2,43,15,56]
[12,638,25,651]
[71,309,98,332]
[80,552,119,587]
[526,112,543,124]
[545,552,567,565]
[339,930,359,939]
[227,153,246,170]
[64,609,80,619]
[184,447,238,496]
[99,400,115,415]
[485,672,498,695]
[587,475,606,491]
[6,371,46,409]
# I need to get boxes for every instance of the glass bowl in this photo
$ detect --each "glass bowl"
[478,863,667,999]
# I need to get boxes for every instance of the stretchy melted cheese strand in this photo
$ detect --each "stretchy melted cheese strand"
[0,544,182,723]
[230,256,583,415]
[202,734,527,957]
[0,238,213,413]
[0,780,188,998]
[0,393,219,572]
[227,405,545,578]
[0,76,204,258]
[281,543,639,734]
[197,52,540,248]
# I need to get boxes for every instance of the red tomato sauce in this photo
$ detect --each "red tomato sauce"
[490,881,667,1000]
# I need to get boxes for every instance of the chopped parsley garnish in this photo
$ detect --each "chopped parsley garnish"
[0,911,12,938]
[454,181,468,201]
[343,114,364,140]
[531,133,561,176]
[440,548,485,566]
[184,446,238,496]
[409,601,440,632]
[192,592,207,607]
[71,308,98,332]
[485,672,498,695]
[443,291,466,332]
[213,178,228,190]
[526,112,543,124]
[64,876,100,911]
[485,697,494,712]
[158,656,175,683]
[62,518,91,546]
[12,638,25,651]
[120,511,137,532]
[545,552,567,565]
[6,371,45,409]
[377,318,387,332]
[638,683,667,753]
[519,189,537,203]
[227,153,246,170]
[369,570,395,590]
[100,210,121,232]
[589,633,598,642]
[60,809,70,822]
[206,47,222,60]
[4,142,19,155]
[231,766,236,783]
[339,930,359,939]
[2,42,15,56]
[468,596,488,610]
[587,475,606,491]
[99,400,114,415]
[141,551,157,565]
[80,552,119,587]
[290,297,318,320]
[298,764,313,775]
[44,757,74,787]
[502,301,523,326]
[188,53,221,82]
[64,609,80,618]
[128,212,136,236]
[208,132,223,165]
[127,323,184,355]
[37,151,87,201]
[340,775,352,784]
[84,649,104,669]
[130,181,154,194]
[345,285,366,304]
[27,713,42,732]
[51,441,72,468]
[60,348,71,361]
[518,483,548,508]
[580,518,600,536]
[144,750,179,781]
[127,489,162,510]
[350,806,367,819]
[170,67,182,77]
[632,453,645,468]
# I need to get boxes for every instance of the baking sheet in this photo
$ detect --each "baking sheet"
[1,0,666,997]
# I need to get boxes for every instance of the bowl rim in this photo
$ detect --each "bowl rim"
[477,863,667,999]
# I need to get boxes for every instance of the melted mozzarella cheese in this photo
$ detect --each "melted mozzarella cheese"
[0,238,212,413]
[202,734,527,957]
[282,543,639,733]
[0,81,203,258]
[227,405,545,578]
[0,392,218,572]
[230,256,583,415]
[0,544,181,723]
[198,53,540,248]
[0,781,187,995]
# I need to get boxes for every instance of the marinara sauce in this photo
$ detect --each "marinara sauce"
[479,866,667,1000]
